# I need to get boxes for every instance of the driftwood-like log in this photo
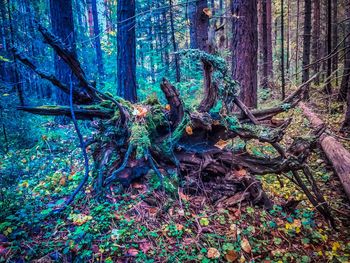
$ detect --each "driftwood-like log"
[300,102,350,201]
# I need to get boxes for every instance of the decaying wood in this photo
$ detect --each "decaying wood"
[14,24,335,225]
[300,102,350,201]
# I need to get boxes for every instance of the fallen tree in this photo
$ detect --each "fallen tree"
[13,23,334,226]
[300,102,350,201]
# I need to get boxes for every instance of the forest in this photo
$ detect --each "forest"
[0,0,350,262]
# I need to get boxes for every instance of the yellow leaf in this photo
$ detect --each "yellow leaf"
[332,241,341,252]
[241,237,251,253]
[2,93,9,96]
[165,104,171,111]
[214,139,229,150]
[207,247,220,259]
[203,8,212,18]
[185,126,193,135]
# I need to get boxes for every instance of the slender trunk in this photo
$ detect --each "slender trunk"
[90,0,104,78]
[332,0,338,86]
[231,0,258,108]
[266,0,273,79]
[311,0,321,85]
[169,0,181,82]
[281,0,285,99]
[302,0,312,99]
[286,0,290,75]
[295,0,300,82]
[7,0,24,105]
[325,0,332,94]
[339,1,350,101]
[116,0,137,102]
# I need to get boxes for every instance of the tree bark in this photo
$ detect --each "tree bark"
[280,0,286,99]
[332,0,338,86]
[169,0,181,82]
[231,0,258,108]
[339,1,350,101]
[116,0,137,102]
[49,0,76,114]
[300,102,350,201]
[311,0,321,85]
[89,0,104,79]
[188,0,209,52]
[325,0,332,94]
[301,0,312,99]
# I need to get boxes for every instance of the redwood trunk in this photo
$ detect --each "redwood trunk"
[116,0,137,102]
[231,0,258,108]
[301,0,312,99]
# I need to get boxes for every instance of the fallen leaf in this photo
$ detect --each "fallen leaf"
[59,176,66,186]
[241,237,251,253]
[127,248,139,256]
[185,125,193,135]
[207,247,220,259]
[214,139,229,150]
[233,168,247,177]
[165,104,171,111]
[199,217,209,226]
[140,241,152,253]
[225,250,238,262]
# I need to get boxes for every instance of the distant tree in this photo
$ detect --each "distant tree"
[325,0,332,94]
[169,0,181,82]
[342,3,350,131]
[117,0,137,102]
[87,0,104,79]
[332,0,338,86]
[231,0,258,108]
[295,0,300,82]
[311,0,321,85]
[49,0,76,109]
[280,0,285,99]
[301,0,312,99]
[188,0,209,51]
[339,0,350,102]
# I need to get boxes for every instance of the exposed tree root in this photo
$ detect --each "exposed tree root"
[14,24,335,226]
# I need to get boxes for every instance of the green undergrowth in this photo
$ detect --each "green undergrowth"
[1,106,350,262]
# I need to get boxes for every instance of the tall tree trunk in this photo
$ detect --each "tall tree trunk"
[286,0,290,76]
[259,0,272,90]
[295,0,300,82]
[188,0,209,51]
[50,0,76,110]
[332,0,338,86]
[311,0,321,85]
[231,0,258,108]
[117,0,137,102]
[302,0,312,99]
[6,0,24,105]
[89,0,104,78]
[325,0,332,94]
[281,0,286,99]
[339,1,350,101]
[266,0,273,79]
[169,0,181,82]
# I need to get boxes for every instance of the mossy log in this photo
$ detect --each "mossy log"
[14,24,334,225]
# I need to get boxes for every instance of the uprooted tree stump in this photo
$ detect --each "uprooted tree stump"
[13,23,335,226]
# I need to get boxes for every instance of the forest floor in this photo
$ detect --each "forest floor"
[1,94,350,262]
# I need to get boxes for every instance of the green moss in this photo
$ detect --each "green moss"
[129,123,151,159]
